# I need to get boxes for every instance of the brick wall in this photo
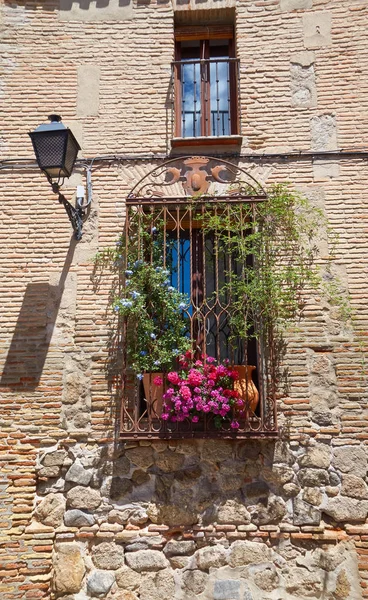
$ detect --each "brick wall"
[1,0,368,598]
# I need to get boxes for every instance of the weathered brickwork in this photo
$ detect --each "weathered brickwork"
[1,0,368,598]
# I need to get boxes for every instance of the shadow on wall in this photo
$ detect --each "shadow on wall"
[0,243,76,391]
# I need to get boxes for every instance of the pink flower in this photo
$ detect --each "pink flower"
[187,369,203,386]
[153,376,163,386]
[161,413,169,420]
[206,356,216,363]
[192,415,199,423]
[180,386,192,400]
[167,371,181,385]
[230,420,240,429]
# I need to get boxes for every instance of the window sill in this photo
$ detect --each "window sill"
[171,135,243,154]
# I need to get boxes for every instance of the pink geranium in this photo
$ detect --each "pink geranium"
[187,369,203,386]
[167,371,181,385]
[161,355,244,430]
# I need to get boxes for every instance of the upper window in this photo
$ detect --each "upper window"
[172,26,240,141]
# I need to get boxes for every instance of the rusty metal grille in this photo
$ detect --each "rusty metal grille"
[119,198,278,439]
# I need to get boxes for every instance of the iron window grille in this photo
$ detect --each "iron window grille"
[118,159,278,439]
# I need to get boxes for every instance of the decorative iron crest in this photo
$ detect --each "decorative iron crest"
[127,156,267,204]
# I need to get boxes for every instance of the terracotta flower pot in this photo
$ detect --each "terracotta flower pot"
[233,365,259,413]
[143,373,164,418]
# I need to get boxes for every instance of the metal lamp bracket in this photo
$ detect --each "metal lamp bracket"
[51,182,84,241]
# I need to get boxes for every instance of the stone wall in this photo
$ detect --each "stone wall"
[31,439,365,599]
[1,0,368,599]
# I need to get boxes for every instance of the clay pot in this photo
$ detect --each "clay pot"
[233,365,259,413]
[143,373,164,418]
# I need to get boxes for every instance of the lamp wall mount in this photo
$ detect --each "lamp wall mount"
[51,182,84,241]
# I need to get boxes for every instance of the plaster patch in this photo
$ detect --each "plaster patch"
[64,120,83,151]
[290,50,315,67]
[77,65,100,118]
[313,161,340,181]
[303,11,332,48]
[311,114,337,150]
[290,62,317,108]
[280,0,312,11]
[59,0,133,22]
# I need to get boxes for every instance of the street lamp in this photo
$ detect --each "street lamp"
[29,114,86,241]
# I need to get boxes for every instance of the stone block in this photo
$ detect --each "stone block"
[126,446,154,469]
[324,497,368,523]
[87,570,115,597]
[280,0,312,11]
[64,509,95,527]
[139,569,175,600]
[311,114,337,151]
[147,503,197,526]
[196,545,227,570]
[314,161,340,181]
[298,443,331,469]
[297,468,329,487]
[333,446,367,477]
[35,493,66,527]
[77,65,100,117]
[65,459,92,486]
[217,500,251,525]
[182,569,208,595]
[290,59,317,108]
[303,11,332,48]
[109,505,148,525]
[42,450,67,467]
[293,498,321,525]
[303,487,323,506]
[214,579,241,600]
[252,496,287,525]
[92,541,125,570]
[66,485,101,510]
[125,550,169,572]
[53,543,85,595]
[228,541,270,568]
[164,540,196,557]
[284,567,322,597]
[253,567,279,592]
[341,474,368,499]
[155,449,185,473]
[116,565,142,590]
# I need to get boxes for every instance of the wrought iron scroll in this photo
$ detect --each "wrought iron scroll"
[126,156,267,204]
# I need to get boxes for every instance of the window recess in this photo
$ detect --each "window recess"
[171,25,241,143]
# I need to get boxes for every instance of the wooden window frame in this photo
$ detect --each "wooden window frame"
[173,25,240,141]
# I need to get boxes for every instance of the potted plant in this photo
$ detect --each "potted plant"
[159,352,256,430]
[113,259,191,414]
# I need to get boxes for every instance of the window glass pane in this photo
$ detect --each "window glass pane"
[209,42,230,136]
[181,61,201,137]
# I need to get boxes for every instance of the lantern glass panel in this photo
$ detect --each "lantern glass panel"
[64,134,80,177]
